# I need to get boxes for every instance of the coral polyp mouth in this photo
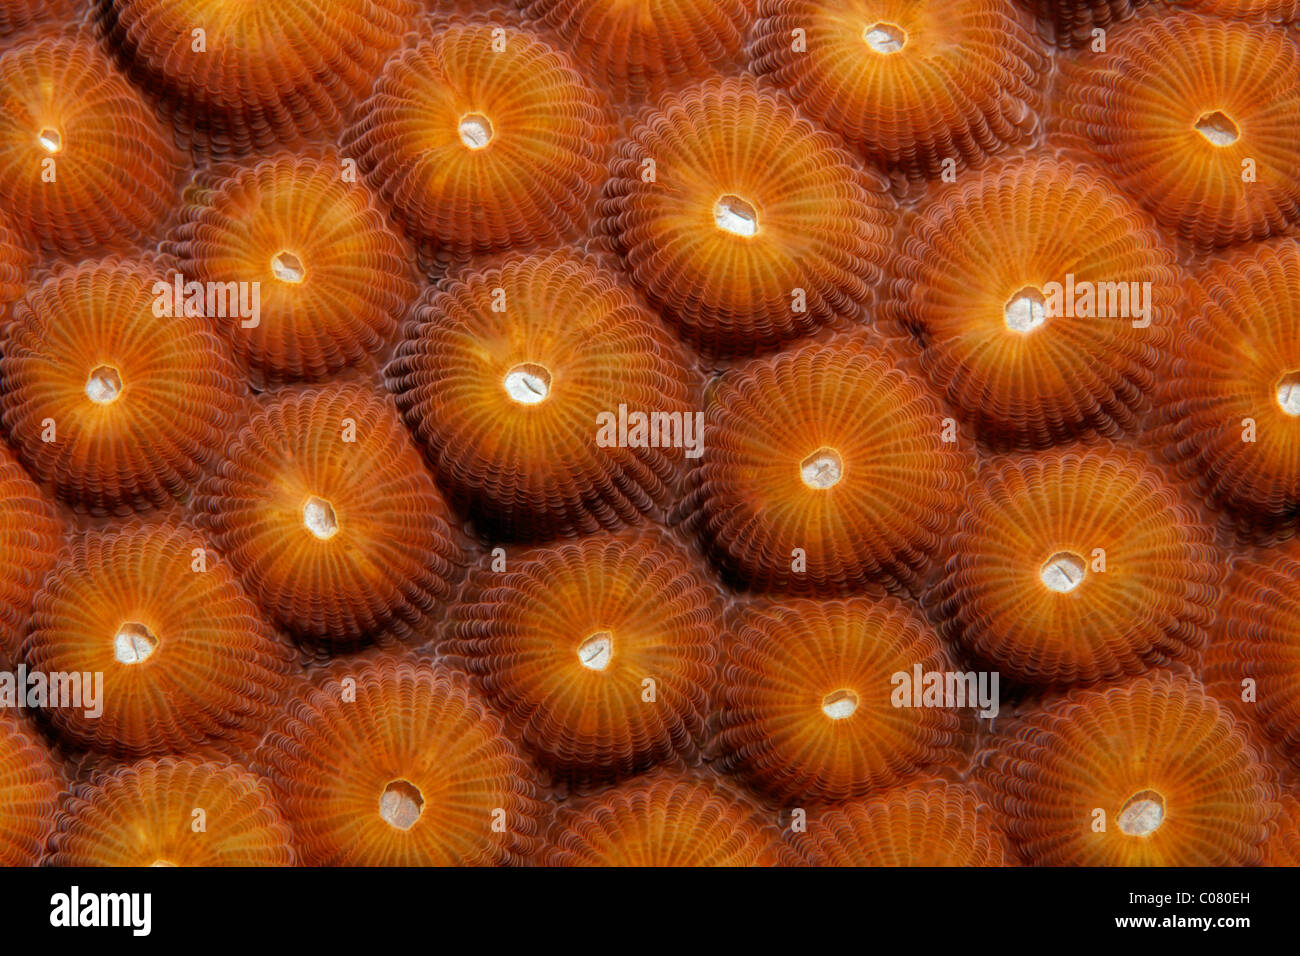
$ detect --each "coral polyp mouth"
[36,127,61,154]
[800,446,844,490]
[1039,551,1086,593]
[112,621,158,665]
[379,779,425,831]
[458,113,494,150]
[1276,370,1300,416]
[862,22,907,54]
[713,194,759,237]
[1118,789,1166,837]
[577,631,614,671]
[503,362,552,405]
[1194,110,1240,147]
[821,688,858,720]
[1004,286,1048,333]
[85,365,123,405]
[302,496,339,541]
[271,250,306,284]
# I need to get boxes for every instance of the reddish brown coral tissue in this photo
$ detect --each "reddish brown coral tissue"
[0,0,1296,877]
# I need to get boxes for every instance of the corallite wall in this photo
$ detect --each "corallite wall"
[0,0,1296,870]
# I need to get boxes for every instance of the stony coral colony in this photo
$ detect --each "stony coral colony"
[0,0,1296,871]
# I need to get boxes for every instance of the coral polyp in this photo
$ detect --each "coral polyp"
[0,447,61,662]
[599,77,891,356]
[976,675,1273,865]
[886,157,1177,450]
[447,528,720,784]
[48,758,294,866]
[0,257,243,516]
[747,0,1046,176]
[717,597,963,802]
[1054,12,1300,248]
[520,0,754,104]
[341,22,611,264]
[792,779,1013,866]
[386,250,699,540]
[680,340,971,594]
[98,0,419,156]
[1152,239,1300,540]
[0,711,60,866]
[542,770,793,866]
[22,521,293,758]
[256,658,543,866]
[167,151,416,386]
[1203,551,1300,768]
[930,445,1220,686]
[0,36,181,256]
[194,385,464,649]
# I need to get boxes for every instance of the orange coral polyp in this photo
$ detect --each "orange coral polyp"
[886,157,1177,450]
[976,675,1273,866]
[717,597,964,801]
[792,779,1013,866]
[599,77,892,356]
[385,250,699,540]
[931,445,1221,686]
[520,0,755,104]
[341,23,612,263]
[194,385,464,648]
[0,447,61,662]
[747,0,1046,176]
[167,151,416,386]
[256,659,543,866]
[48,758,294,866]
[99,0,419,156]
[542,770,793,866]
[1153,239,1300,538]
[682,340,971,594]
[0,710,60,866]
[0,257,243,516]
[447,529,720,783]
[22,521,293,758]
[1054,12,1300,248]
[0,36,181,256]
[1203,552,1300,767]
